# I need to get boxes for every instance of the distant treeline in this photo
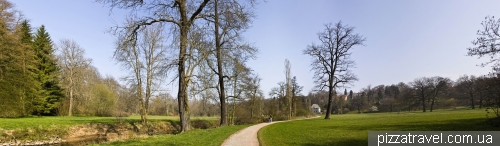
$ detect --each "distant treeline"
[306,75,500,117]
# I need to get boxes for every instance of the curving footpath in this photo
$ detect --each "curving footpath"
[221,116,320,146]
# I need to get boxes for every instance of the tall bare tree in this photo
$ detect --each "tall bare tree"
[202,0,257,126]
[57,39,91,116]
[303,21,365,119]
[242,73,262,122]
[217,56,251,125]
[284,59,292,119]
[114,24,170,124]
[100,0,211,132]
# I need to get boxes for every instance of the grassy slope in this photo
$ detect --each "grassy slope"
[0,115,217,130]
[98,125,251,146]
[258,108,500,146]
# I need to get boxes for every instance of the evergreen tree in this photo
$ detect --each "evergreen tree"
[32,25,63,115]
[16,20,40,116]
[349,90,353,100]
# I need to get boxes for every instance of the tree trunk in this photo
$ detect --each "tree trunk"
[470,93,475,109]
[421,90,426,112]
[479,93,483,109]
[430,97,435,112]
[232,97,236,125]
[177,0,192,132]
[293,96,296,117]
[289,97,292,118]
[214,0,227,126]
[325,85,333,119]
[69,82,73,116]
[390,104,393,112]
[357,104,361,114]
[250,91,255,121]
[178,22,190,132]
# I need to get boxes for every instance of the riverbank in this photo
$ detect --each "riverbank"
[0,115,218,145]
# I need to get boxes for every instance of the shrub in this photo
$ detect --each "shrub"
[444,98,457,109]
[233,106,253,124]
[113,111,131,117]
[191,120,217,129]
[369,106,378,112]
[342,108,350,114]
[90,83,117,116]
[296,109,310,117]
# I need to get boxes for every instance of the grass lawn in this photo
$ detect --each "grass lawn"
[258,108,500,146]
[97,124,251,146]
[0,115,217,130]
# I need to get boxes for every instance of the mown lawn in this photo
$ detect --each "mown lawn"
[97,124,251,146]
[0,115,217,130]
[258,108,500,146]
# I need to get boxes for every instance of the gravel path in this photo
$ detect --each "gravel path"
[221,121,282,146]
[221,116,319,146]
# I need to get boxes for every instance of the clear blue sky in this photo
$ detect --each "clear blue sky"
[13,0,499,97]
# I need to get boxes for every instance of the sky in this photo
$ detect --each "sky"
[13,0,500,98]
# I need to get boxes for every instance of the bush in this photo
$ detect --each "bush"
[342,108,350,114]
[113,111,131,117]
[191,120,217,129]
[233,106,254,125]
[296,109,310,117]
[444,98,457,109]
[90,83,117,116]
[369,106,378,112]
[235,117,253,125]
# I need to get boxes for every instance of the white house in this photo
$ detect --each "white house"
[311,104,321,113]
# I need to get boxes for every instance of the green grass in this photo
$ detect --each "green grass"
[98,125,251,146]
[258,108,500,146]
[0,115,217,130]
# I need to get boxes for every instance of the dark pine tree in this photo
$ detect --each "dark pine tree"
[349,90,353,100]
[32,25,63,116]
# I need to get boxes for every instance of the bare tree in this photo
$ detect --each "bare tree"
[303,21,365,119]
[57,39,91,116]
[202,0,257,126]
[269,81,286,116]
[284,59,292,119]
[352,91,364,113]
[114,24,170,124]
[467,16,500,70]
[428,76,451,112]
[223,57,251,125]
[410,77,435,112]
[242,73,262,122]
[456,75,478,109]
[100,0,211,132]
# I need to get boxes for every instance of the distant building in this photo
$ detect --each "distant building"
[311,104,321,113]
[340,95,348,101]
